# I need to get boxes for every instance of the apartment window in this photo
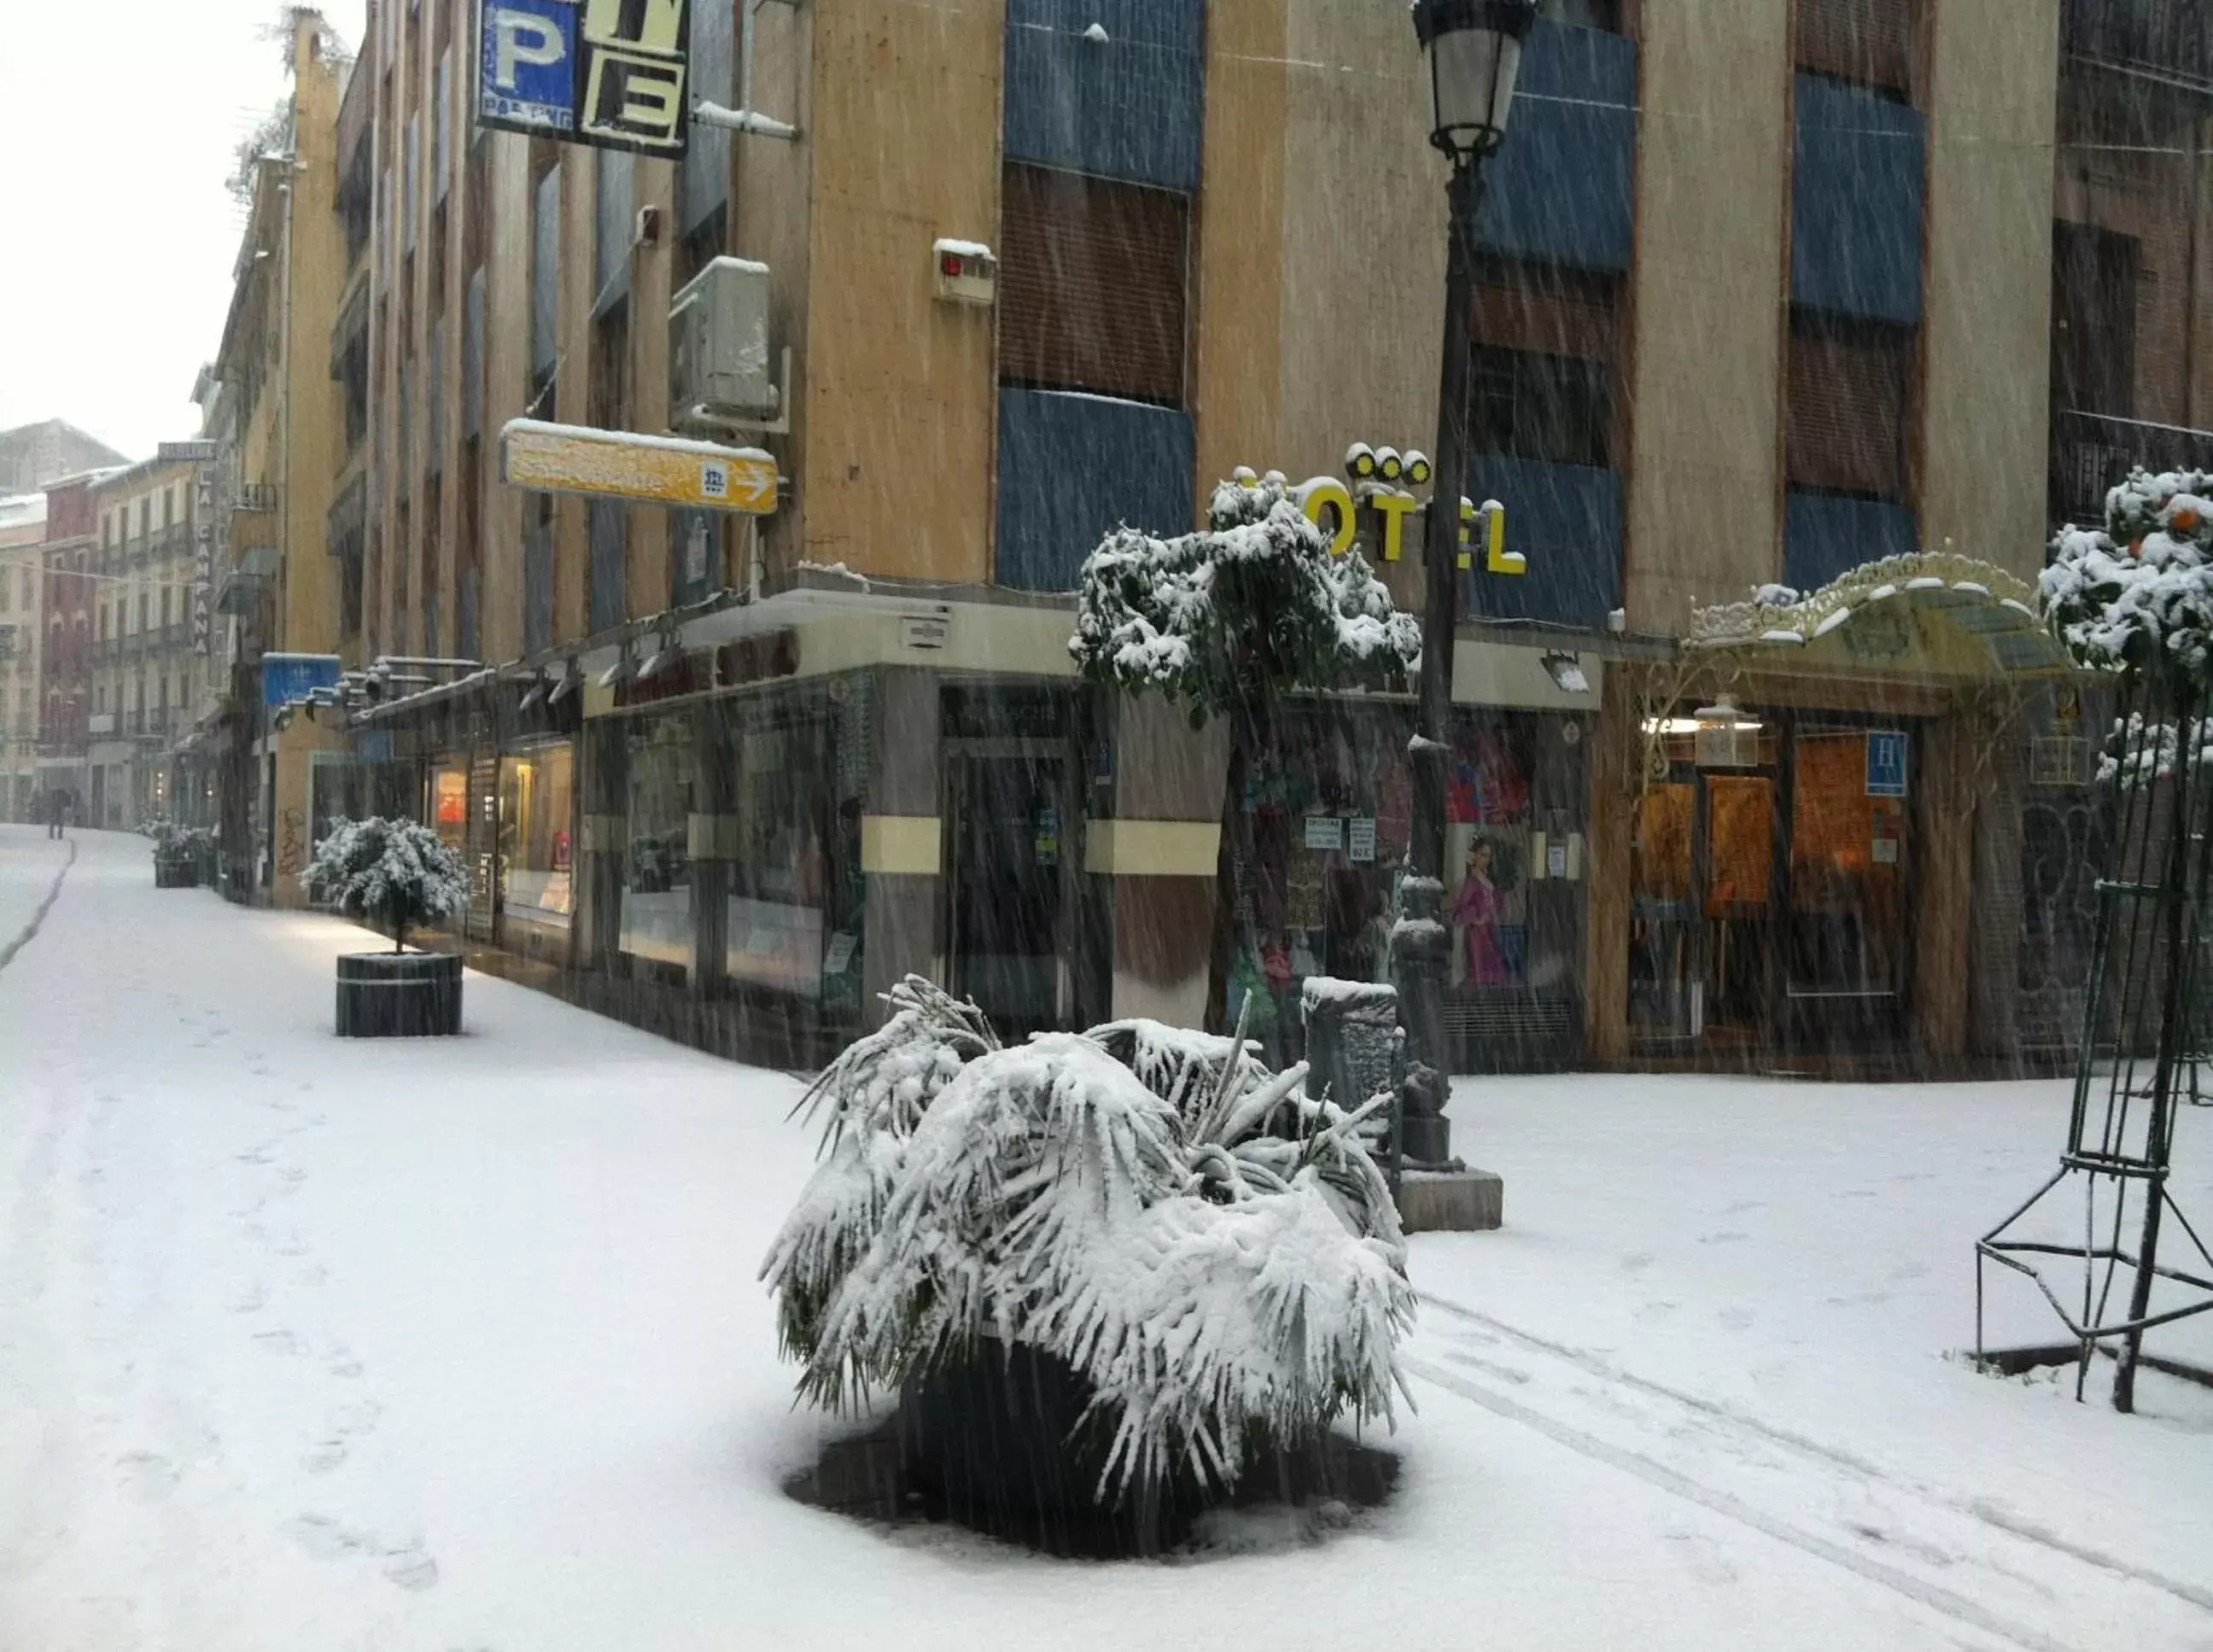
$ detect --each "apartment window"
[531,161,561,407]
[997,161,1189,407]
[137,593,149,631]
[1786,309,1911,499]
[161,587,172,627]
[19,568,29,606]
[136,499,148,538]
[1466,260,1621,468]
[1796,0,1917,96]
[2051,221,2138,417]
[161,488,172,528]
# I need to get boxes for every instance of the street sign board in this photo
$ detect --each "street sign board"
[476,0,689,156]
[156,440,220,464]
[1866,729,1908,797]
[262,652,344,711]
[500,419,777,514]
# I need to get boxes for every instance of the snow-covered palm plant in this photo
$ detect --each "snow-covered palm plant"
[1069,472,1422,726]
[763,978,1413,1504]
[305,816,466,954]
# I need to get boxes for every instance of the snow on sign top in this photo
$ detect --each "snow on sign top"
[499,419,777,515]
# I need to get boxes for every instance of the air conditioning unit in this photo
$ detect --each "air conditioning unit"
[669,256,781,430]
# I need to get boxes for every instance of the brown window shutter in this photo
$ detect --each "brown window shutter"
[1470,266,1618,362]
[1787,317,1909,498]
[999,162,1188,406]
[1796,0,1916,92]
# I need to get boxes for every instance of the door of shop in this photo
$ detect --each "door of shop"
[1629,751,1780,1051]
[946,748,1071,1039]
[1629,715,1914,1056]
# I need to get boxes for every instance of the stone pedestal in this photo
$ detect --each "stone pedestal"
[1397,1167,1504,1233]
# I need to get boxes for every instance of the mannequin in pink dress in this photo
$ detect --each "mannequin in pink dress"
[1452,839,1510,985]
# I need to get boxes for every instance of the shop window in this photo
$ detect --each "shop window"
[997,161,1189,408]
[620,713,698,980]
[1786,310,1910,499]
[499,743,575,932]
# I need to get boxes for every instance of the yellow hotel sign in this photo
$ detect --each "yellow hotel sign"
[500,418,778,514]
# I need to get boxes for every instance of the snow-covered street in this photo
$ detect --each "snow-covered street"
[3,824,2210,1652]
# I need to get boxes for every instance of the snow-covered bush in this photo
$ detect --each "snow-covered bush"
[1070,473,1422,725]
[2042,468,2213,687]
[305,816,466,954]
[763,977,1413,1504]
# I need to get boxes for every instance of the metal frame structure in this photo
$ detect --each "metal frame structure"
[1977,665,2213,1410]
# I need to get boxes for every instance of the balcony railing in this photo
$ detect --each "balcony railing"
[235,482,280,513]
[2049,407,2213,530]
[2063,0,2212,88]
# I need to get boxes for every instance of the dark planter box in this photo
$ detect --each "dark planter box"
[900,1342,1164,1555]
[154,855,199,888]
[336,950,463,1037]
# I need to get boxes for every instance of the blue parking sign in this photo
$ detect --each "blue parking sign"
[1866,730,1908,797]
[479,0,579,136]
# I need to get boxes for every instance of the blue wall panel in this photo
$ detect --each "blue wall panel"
[1791,78,1924,324]
[996,388,1194,593]
[1474,22,1637,273]
[1784,490,1918,592]
[1003,0,1205,190]
[1461,454,1622,628]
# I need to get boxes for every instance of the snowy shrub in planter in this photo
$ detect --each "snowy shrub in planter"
[764,977,1413,1536]
[305,816,469,1037]
[2042,468,2213,690]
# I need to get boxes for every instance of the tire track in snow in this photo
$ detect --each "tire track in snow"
[1416,1287,2213,1619]
[1400,1350,2077,1652]
[0,839,76,974]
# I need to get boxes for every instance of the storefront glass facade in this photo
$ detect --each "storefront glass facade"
[499,740,575,937]
[1219,699,1588,1072]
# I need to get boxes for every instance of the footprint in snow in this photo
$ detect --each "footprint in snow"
[227,1284,266,1314]
[1620,1252,1655,1274]
[117,1451,178,1503]
[301,1439,349,1474]
[253,1328,307,1357]
[280,1513,371,1560]
[1697,1230,1750,1246]
[382,1546,441,1591]
[1717,1306,1756,1330]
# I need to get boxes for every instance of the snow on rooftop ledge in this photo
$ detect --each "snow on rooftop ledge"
[933,236,992,260]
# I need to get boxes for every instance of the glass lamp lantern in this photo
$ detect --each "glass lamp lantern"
[1410,0,1539,167]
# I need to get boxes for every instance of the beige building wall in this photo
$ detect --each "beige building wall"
[1920,0,2058,582]
[795,0,1001,584]
[1273,0,1447,517]
[1192,0,1288,506]
[1622,0,1793,628]
[281,25,347,661]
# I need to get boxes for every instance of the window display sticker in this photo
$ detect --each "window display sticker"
[1347,817,1376,862]
[1871,838,1899,865]
[1305,815,1344,852]
[822,931,857,974]
[1548,840,1568,879]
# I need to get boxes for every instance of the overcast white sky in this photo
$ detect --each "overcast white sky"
[0,0,368,464]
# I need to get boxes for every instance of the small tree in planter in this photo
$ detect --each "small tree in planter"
[306,816,469,1037]
[1069,472,1422,1050]
[763,976,1414,1551]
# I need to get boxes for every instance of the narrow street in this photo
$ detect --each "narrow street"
[4,826,2209,1652]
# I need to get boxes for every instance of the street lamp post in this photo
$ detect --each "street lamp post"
[1396,0,1535,1166]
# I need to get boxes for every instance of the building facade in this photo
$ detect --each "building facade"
[77,458,213,829]
[34,476,101,826]
[0,493,47,820]
[199,9,353,902]
[0,421,127,497]
[310,0,2208,1075]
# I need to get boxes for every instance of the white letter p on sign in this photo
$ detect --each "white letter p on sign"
[494,12,563,90]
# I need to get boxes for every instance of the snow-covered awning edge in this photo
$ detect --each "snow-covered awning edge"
[1682,551,2064,674]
